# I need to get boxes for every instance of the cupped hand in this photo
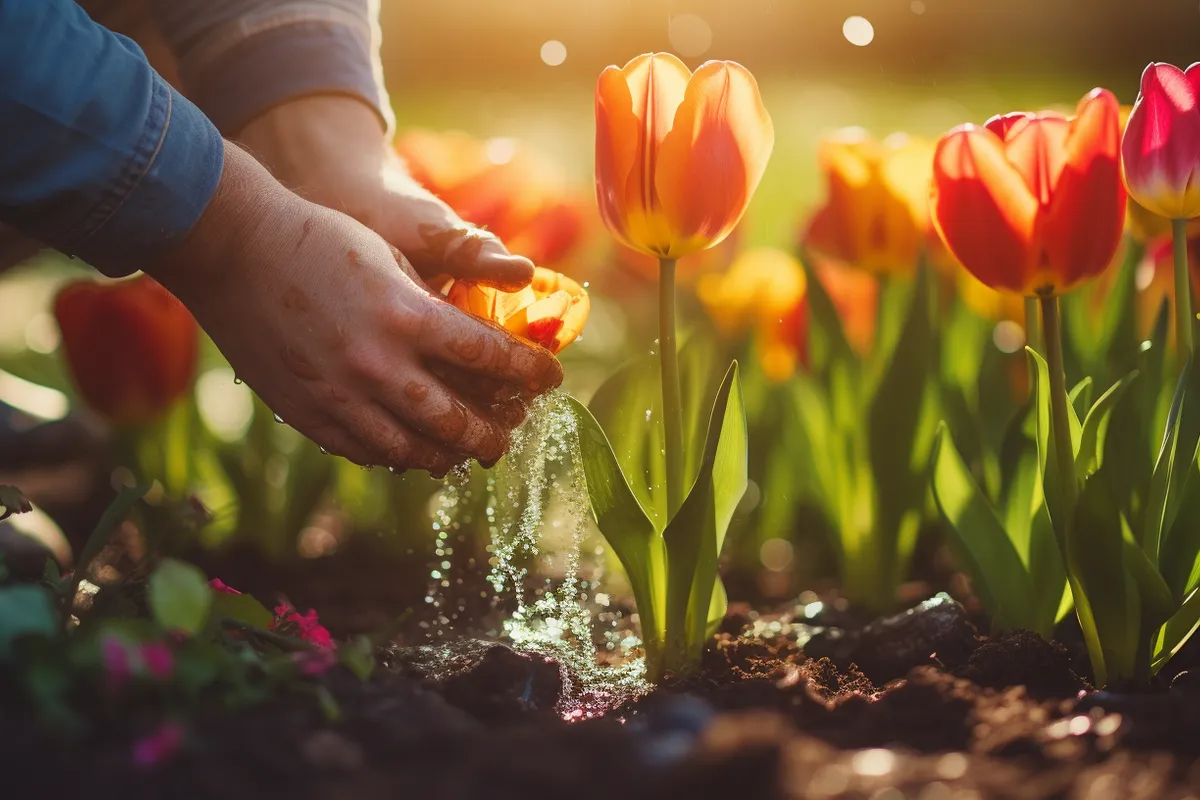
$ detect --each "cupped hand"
[151,143,561,476]
[236,96,534,292]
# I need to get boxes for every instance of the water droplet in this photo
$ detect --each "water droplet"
[318,446,328,455]
[233,376,243,385]
[272,413,284,424]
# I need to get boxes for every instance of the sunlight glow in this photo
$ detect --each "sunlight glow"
[196,367,253,441]
[0,368,68,421]
[668,13,713,58]
[842,16,875,46]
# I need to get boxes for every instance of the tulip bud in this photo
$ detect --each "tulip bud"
[54,276,198,426]
[1122,63,1200,221]
[594,53,773,259]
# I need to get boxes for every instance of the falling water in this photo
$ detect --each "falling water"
[423,391,649,718]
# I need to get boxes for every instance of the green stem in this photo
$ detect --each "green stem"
[1024,296,1042,353]
[1039,295,1078,521]
[659,258,685,520]
[1173,218,1194,368]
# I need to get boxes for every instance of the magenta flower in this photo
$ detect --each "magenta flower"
[1123,62,1200,220]
[208,578,241,595]
[139,641,175,681]
[273,604,335,651]
[100,634,132,692]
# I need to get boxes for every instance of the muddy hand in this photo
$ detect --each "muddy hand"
[149,143,554,476]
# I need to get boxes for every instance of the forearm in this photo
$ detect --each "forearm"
[0,0,224,277]
[145,0,393,135]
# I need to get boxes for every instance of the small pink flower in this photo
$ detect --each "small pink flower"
[208,578,241,595]
[100,635,132,692]
[272,604,335,650]
[139,641,175,681]
[132,723,185,768]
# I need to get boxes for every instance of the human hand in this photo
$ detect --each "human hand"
[236,96,535,292]
[149,143,562,476]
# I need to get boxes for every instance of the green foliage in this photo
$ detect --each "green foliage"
[0,584,58,657]
[148,559,214,636]
[571,359,747,680]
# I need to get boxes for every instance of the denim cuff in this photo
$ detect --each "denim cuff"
[185,21,390,136]
[69,78,224,278]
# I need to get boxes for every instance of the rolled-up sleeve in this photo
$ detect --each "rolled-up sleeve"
[147,0,393,135]
[0,0,225,278]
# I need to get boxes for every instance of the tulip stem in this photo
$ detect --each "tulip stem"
[659,257,685,520]
[1039,295,1078,524]
[1173,218,1194,368]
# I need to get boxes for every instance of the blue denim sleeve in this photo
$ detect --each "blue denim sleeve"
[147,0,393,135]
[0,0,225,278]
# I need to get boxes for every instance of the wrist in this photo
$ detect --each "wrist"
[148,140,292,289]
[234,95,387,189]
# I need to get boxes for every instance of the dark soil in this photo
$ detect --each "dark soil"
[5,570,1200,799]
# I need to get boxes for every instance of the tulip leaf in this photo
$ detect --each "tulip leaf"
[1075,371,1138,480]
[930,424,1037,634]
[867,267,935,577]
[1153,586,1200,671]
[1145,353,1200,568]
[567,395,666,650]
[662,362,746,671]
[1025,346,1081,539]
[1161,464,1200,599]
[798,253,855,369]
[1070,377,1094,423]
[1121,521,1176,633]
[1098,240,1145,374]
[1069,471,1137,686]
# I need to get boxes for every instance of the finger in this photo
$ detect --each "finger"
[430,362,523,406]
[378,367,510,463]
[410,223,534,291]
[417,299,563,394]
[301,418,379,467]
[490,397,528,430]
[330,400,468,477]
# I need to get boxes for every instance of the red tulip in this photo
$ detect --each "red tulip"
[54,276,198,426]
[1122,63,1200,221]
[930,89,1126,296]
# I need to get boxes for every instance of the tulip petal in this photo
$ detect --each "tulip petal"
[654,60,774,258]
[1040,88,1126,292]
[1122,63,1200,219]
[999,114,1069,205]
[931,125,1038,294]
[595,66,643,251]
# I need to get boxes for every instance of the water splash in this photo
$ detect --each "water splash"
[425,391,649,718]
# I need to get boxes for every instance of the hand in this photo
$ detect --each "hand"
[150,143,562,476]
[236,96,534,291]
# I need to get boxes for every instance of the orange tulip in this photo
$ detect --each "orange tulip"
[804,130,938,276]
[594,53,773,259]
[396,130,588,266]
[446,267,589,354]
[54,276,198,426]
[930,88,1126,296]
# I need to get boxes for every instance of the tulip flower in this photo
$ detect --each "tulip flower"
[396,130,587,266]
[930,88,1125,298]
[804,130,938,276]
[594,53,773,260]
[54,276,198,426]
[933,88,1126,568]
[1123,63,1200,361]
[595,52,772,517]
[446,267,589,354]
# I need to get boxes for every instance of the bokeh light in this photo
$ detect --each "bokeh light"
[842,16,875,46]
[540,40,567,66]
[668,13,713,58]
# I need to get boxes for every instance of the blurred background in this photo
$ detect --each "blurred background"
[0,0,1196,629]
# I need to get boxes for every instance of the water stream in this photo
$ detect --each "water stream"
[423,391,649,718]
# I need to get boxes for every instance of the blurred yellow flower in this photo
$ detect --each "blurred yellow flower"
[803,129,937,276]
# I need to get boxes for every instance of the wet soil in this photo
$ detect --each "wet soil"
[4,551,1200,799]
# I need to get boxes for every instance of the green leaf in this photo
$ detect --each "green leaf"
[798,253,855,368]
[1153,587,1200,671]
[930,425,1038,634]
[211,590,273,630]
[340,635,376,682]
[0,585,58,657]
[1121,521,1176,631]
[662,362,747,671]
[1070,377,1094,423]
[1070,472,1138,686]
[148,558,214,636]
[1145,353,1200,567]
[868,267,935,556]
[1075,371,1138,480]
[567,395,666,650]
[1026,347,1081,539]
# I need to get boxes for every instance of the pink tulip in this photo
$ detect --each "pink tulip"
[1122,63,1200,220]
